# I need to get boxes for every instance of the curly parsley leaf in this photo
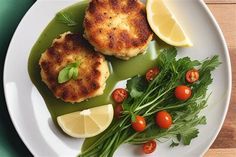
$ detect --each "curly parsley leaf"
[170,141,179,147]
[127,76,147,98]
[180,128,199,145]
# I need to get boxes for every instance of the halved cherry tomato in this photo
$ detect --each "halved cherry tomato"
[112,88,128,103]
[155,111,172,129]
[131,116,146,132]
[145,67,160,81]
[175,85,192,101]
[143,140,157,154]
[186,69,199,83]
[114,104,123,119]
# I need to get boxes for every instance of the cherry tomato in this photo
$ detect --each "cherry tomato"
[143,140,157,154]
[186,69,199,83]
[112,88,128,103]
[131,116,146,132]
[114,104,123,119]
[145,67,160,81]
[175,85,192,101]
[155,111,172,129]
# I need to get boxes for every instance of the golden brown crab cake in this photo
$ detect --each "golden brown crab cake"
[39,32,109,103]
[83,0,153,60]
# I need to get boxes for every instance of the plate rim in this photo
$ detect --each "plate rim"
[3,0,232,156]
[197,0,232,156]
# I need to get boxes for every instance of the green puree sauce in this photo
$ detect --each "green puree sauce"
[28,1,169,152]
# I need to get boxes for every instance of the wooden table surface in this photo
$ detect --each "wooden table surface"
[204,0,236,156]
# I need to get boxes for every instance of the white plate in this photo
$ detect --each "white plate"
[3,0,232,157]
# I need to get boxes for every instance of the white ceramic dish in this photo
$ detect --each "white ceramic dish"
[3,0,232,156]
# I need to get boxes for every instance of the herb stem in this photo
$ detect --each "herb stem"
[135,87,173,112]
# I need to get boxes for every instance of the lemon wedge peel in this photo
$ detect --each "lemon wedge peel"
[146,0,193,47]
[57,104,114,138]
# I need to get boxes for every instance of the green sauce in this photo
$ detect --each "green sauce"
[28,1,169,153]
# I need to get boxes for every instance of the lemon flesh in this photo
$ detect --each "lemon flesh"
[146,0,193,47]
[57,104,114,138]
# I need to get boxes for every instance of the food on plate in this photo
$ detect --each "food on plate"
[131,115,147,132]
[142,140,157,154]
[112,88,128,103]
[114,104,123,119]
[39,32,109,103]
[57,104,114,138]
[145,66,160,81]
[186,69,200,83]
[79,48,220,157]
[175,85,192,101]
[27,0,221,156]
[146,0,192,47]
[83,0,153,60]
[155,110,172,129]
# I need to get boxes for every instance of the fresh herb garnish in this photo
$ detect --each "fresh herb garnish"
[56,12,77,26]
[58,61,80,84]
[79,48,220,157]
[127,76,147,98]
[170,141,179,147]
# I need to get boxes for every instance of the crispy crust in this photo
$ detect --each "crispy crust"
[84,0,153,60]
[39,32,109,103]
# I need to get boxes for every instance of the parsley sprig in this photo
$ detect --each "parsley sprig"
[79,48,220,157]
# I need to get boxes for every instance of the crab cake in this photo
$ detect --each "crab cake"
[39,32,109,103]
[83,0,153,60]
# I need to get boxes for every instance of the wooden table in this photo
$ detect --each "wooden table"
[204,0,236,156]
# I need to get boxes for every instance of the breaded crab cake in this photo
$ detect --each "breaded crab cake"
[39,32,110,103]
[83,0,153,60]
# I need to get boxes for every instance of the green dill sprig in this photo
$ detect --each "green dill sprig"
[56,12,77,26]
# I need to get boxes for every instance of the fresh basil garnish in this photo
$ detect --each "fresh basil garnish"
[58,61,80,84]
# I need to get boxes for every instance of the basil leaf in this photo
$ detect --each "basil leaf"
[58,61,80,83]
[72,67,78,80]
[67,61,80,68]
[68,67,74,79]
[58,67,71,83]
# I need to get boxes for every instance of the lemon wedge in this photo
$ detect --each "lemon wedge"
[57,104,113,138]
[146,0,193,47]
